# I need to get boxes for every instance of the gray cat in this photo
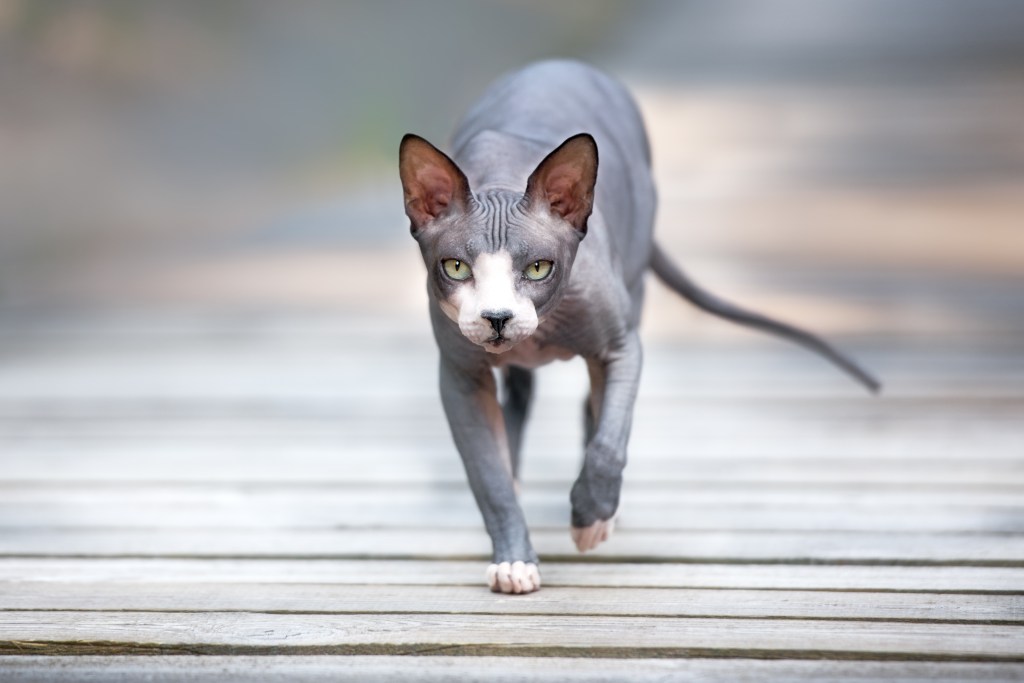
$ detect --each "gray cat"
[398,60,878,594]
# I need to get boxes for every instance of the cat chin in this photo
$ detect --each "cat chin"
[480,338,517,354]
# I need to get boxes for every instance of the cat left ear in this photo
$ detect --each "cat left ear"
[525,133,598,235]
[399,134,472,234]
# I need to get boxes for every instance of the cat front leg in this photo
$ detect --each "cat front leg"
[439,356,540,593]
[570,332,642,551]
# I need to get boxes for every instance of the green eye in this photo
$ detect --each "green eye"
[525,260,553,281]
[442,259,472,281]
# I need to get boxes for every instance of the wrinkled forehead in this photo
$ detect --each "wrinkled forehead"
[432,191,567,260]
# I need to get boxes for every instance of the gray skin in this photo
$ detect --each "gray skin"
[399,60,879,590]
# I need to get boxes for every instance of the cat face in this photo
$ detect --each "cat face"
[424,192,574,352]
[399,134,597,353]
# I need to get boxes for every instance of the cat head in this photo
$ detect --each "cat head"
[399,133,597,353]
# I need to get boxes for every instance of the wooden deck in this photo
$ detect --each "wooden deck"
[0,309,1022,681]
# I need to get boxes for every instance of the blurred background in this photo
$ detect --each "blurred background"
[3,3,1024,664]
[1,0,1024,577]
[1,0,1022,347]
[0,0,1023,446]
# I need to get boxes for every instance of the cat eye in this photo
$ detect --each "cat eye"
[524,260,553,281]
[442,259,472,281]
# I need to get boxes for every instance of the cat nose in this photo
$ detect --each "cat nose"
[482,310,513,334]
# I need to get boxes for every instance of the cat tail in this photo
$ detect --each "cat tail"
[649,242,881,394]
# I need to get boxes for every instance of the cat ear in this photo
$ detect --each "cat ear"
[525,133,598,235]
[399,134,472,233]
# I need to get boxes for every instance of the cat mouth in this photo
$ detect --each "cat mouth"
[482,334,518,352]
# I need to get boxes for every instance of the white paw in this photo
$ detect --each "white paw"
[571,516,615,552]
[486,561,541,594]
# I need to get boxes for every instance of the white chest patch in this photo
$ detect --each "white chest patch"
[493,337,576,369]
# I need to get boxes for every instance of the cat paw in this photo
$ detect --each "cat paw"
[486,561,541,594]
[571,516,615,552]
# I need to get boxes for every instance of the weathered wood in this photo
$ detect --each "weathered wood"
[1,367,1021,416]
[1,558,1021,592]
[3,413,1024,461]
[1,393,1020,424]
[1,400,1021,430]
[3,450,1022,485]
[3,495,1023,533]
[2,582,1020,623]
[5,438,1022,468]
[4,480,1022,506]
[1,612,1022,659]
[3,656,1023,683]
[2,528,1022,564]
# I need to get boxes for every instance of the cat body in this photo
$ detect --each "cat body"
[399,60,877,593]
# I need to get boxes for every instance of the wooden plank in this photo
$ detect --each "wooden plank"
[3,495,1023,533]
[3,655,1022,683]
[0,393,1019,424]
[0,349,1018,404]
[3,429,1023,463]
[2,528,1023,564]
[0,338,987,374]
[1,358,1021,404]
[2,399,1022,460]
[0,393,1018,431]
[1,612,1022,659]
[2,401,1022,433]
[2,558,1020,592]
[2,449,1021,485]
[3,480,1021,507]
[2,582,1020,622]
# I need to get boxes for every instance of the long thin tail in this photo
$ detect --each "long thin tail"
[650,243,881,394]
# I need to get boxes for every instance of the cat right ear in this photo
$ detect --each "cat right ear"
[399,134,472,233]
[524,133,598,235]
